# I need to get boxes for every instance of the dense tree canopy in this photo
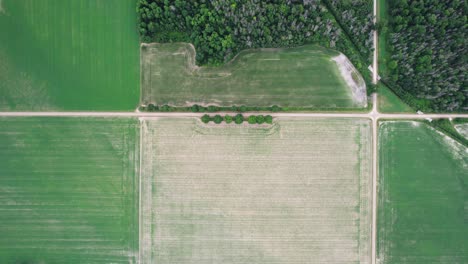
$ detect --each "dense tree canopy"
[385,0,467,111]
[137,0,372,75]
[326,0,373,62]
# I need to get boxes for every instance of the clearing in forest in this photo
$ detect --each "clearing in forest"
[377,121,468,264]
[140,43,367,109]
[0,0,139,111]
[0,117,139,263]
[139,117,372,263]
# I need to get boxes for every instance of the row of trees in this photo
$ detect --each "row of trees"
[140,103,282,112]
[201,114,273,124]
[384,0,467,111]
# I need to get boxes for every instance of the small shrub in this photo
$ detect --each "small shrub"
[147,104,157,111]
[239,105,247,112]
[199,106,207,112]
[225,115,233,124]
[271,105,281,112]
[191,104,200,112]
[234,114,244,124]
[160,105,171,112]
[201,114,211,123]
[256,115,265,124]
[247,115,256,124]
[265,115,273,124]
[207,105,219,112]
[213,115,223,124]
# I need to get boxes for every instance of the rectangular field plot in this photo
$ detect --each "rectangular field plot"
[0,0,139,111]
[141,43,367,109]
[0,118,139,263]
[140,117,372,263]
[377,121,468,264]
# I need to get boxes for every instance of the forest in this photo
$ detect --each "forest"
[384,0,467,111]
[137,0,373,87]
[325,0,373,63]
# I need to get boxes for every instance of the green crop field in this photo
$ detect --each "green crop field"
[0,117,139,263]
[139,117,372,263]
[141,43,367,109]
[377,121,468,264]
[0,0,139,111]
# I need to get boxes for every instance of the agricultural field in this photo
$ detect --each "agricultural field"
[141,43,367,109]
[0,0,139,111]
[377,121,468,264]
[139,117,372,263]
[0,117,139,263]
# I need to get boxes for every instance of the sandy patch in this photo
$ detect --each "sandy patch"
[332,54,367,107]
[454,123,468,139]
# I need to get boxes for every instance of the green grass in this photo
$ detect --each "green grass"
[378,121,468,264]
[0,117,139,263]
[140,117,372,263]
[377,83,414,113]
[141,43,367,109]
[0,0,140,111]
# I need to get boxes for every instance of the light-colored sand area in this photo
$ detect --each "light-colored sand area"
[455,123,468,139]
[139,117,372,264]
[333,54,368,106]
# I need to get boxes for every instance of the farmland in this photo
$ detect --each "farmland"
[377,121,468,264]
[0,0,139,111]
[141,44,367,109]
[0,117,139,263]
[139,117,372,263]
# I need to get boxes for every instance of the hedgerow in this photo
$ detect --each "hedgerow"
[201,114,273,125]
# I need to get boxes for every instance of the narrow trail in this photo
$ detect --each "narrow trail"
[373,0,378,84]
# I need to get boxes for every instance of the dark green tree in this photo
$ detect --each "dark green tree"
[234,114,244,124]
[201,114,211,123]
[213,115,223,124]
[225,115,233,124]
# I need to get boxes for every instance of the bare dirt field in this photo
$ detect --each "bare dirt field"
[139,117,372,263]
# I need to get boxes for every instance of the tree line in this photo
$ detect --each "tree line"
[140,103,282,112]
